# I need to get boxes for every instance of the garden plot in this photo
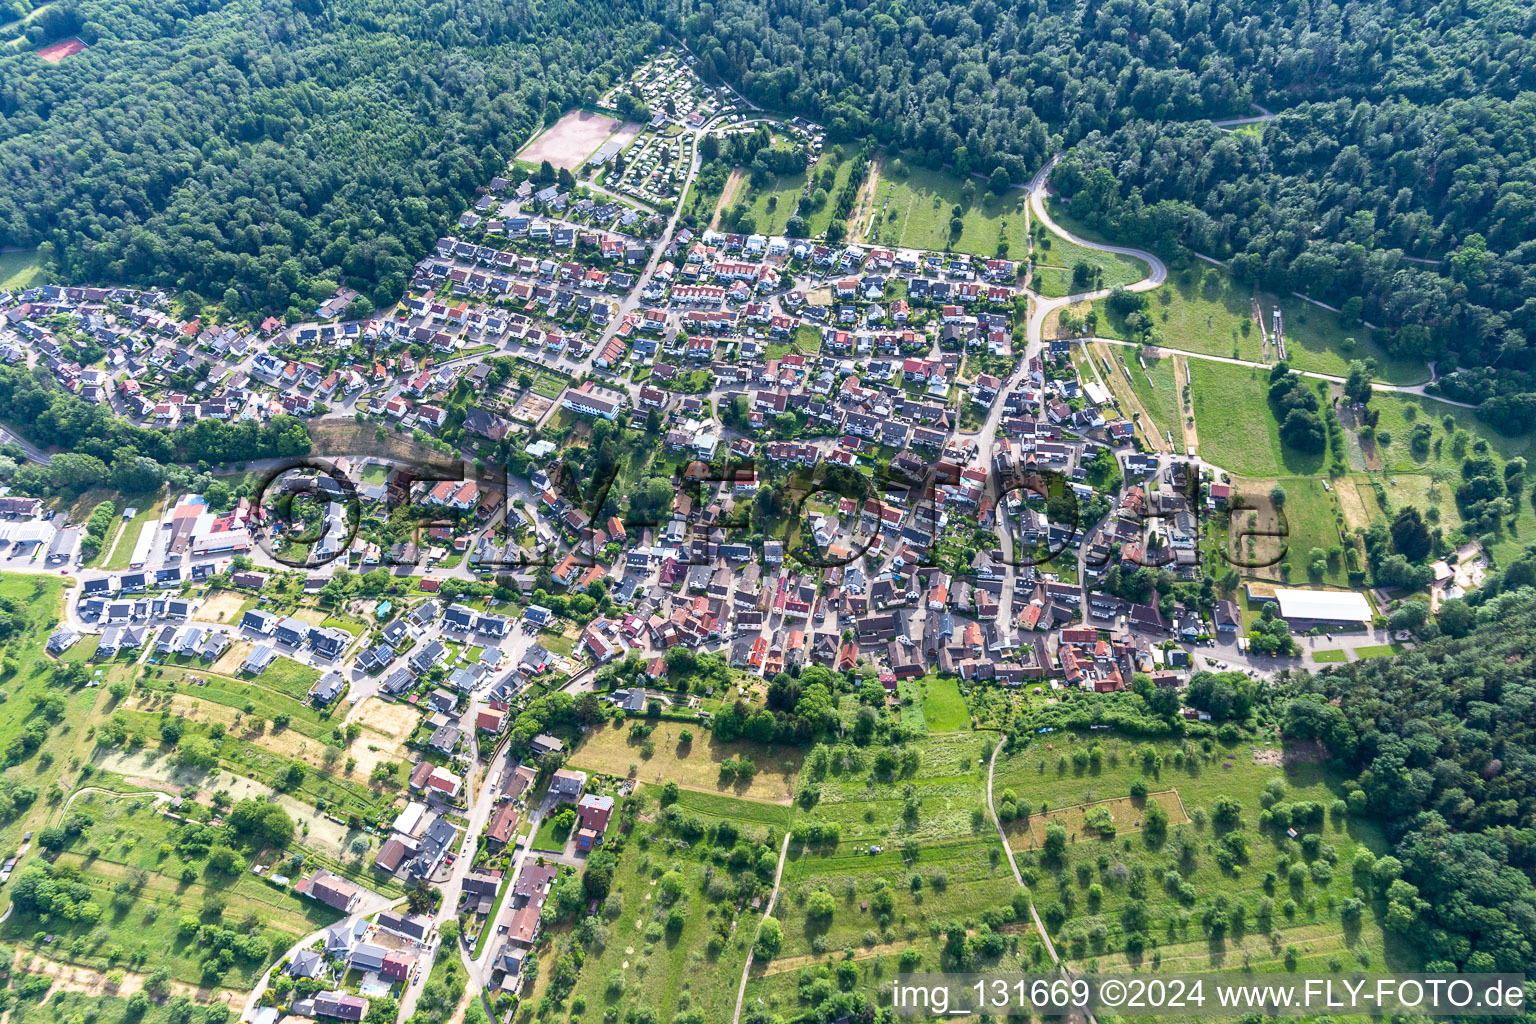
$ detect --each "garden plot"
[571,718,798,804]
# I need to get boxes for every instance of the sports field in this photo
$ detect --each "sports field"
[519,110,624,170]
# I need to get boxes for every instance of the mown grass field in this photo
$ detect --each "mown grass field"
[865,159,1031,257]
[103,498,164,570]
[1188,360,1325,477]
[1129,350,1183,435]
[919,675,971,731]
[1343,392,1536,564]
[1365,392,1534,475]
[1088,259,1427,384]
[0,248,45,291]
[994,731,1409,977]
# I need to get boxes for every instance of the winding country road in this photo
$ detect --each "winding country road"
[970,151,1168,461]
[1023,153,1168,354]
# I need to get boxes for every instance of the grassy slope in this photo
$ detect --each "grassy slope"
[1270,292,1428,385]
[803,145,865,239]
[919,675,971,731]
[1347,391,1536,564]
[993,731,1407,977]
[1034,198,1150,298]
[868,160,1030,257]
[0,249,45,291]
[562,786,766,1024]
[1188,360,1327,478]
[0,792,337,988]
[1095,264,1264,361]
[743,169,808,236]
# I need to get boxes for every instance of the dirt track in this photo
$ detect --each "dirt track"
[849,153,883,242]
[709,165,748,230]
[1173,353,1199,455]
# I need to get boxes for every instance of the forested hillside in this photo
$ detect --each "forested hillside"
[668,0,1536,184]
[0,0,656,316]
[1282,587,1536,972]
[1049,100,1536,433]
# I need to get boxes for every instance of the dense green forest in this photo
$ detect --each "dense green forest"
[1282,586,1536,972]
[668,0,1536,183]
[0,0,656,317]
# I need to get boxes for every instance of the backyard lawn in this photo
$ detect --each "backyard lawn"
[103,498,165,570]
[531,812,572,852]
[919,675,971,731]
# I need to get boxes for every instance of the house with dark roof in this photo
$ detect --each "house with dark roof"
[301,871,360,913]
[275,616,309,646]
[309,990,369,1021]
[309,671,346,706]
[376,910,431,943]
[286,948,327,980]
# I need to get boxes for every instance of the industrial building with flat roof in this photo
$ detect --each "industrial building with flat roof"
[1273,588,1373,625]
